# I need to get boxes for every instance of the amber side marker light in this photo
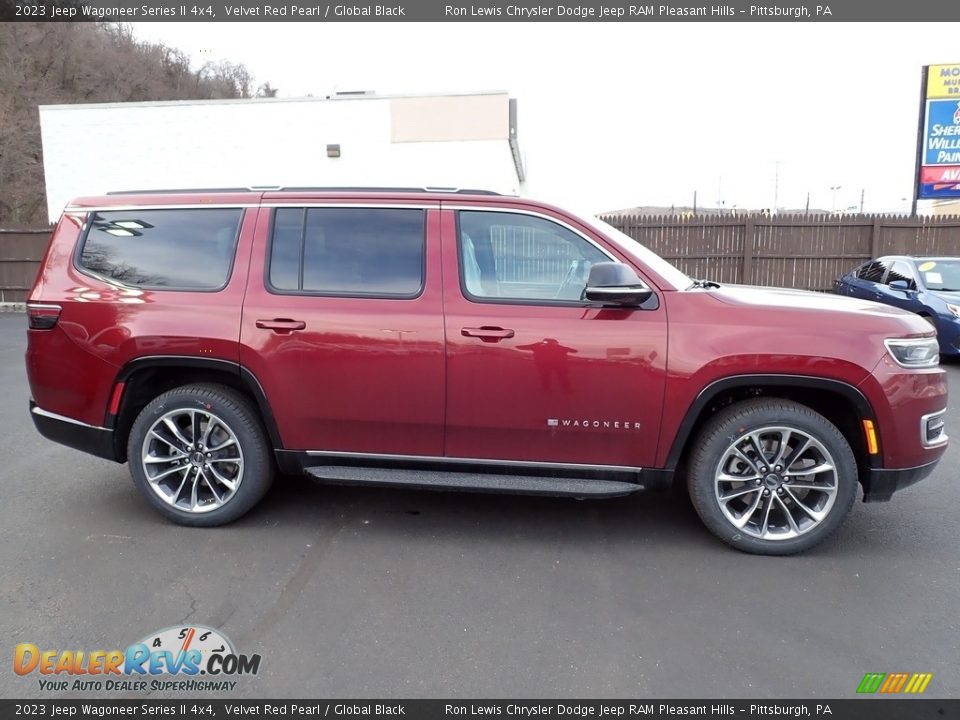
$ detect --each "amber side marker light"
[862,419,879,455]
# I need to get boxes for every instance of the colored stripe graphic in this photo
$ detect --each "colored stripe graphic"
[858,672,932,694]
[880,673,909,693]
[857,673,885,693]
[905,673,934,694]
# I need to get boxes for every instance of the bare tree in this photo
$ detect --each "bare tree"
[0,22,266,225]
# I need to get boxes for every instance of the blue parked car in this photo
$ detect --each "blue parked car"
[834,256,960,356]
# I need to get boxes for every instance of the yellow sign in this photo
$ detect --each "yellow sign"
[927,64,960,98]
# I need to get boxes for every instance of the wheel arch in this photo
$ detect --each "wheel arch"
[108,357,283,463]
[665,375,879,489]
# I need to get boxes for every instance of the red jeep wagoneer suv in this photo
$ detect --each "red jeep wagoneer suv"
[26,188,948,554]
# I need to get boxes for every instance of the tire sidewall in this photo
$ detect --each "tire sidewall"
[127,385,272,526]
[687,400,858,555]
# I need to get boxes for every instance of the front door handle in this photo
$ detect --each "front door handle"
[256,318,306,333]
[461,326,515,342]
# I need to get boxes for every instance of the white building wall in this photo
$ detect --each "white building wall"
[39,93,523,222]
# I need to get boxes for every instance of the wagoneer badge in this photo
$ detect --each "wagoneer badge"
[548,419,642,430]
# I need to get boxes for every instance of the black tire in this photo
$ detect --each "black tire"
[686,398,857,555]
[127,384,274,526]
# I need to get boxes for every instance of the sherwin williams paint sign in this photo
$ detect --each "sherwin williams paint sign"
[919,64,960,199]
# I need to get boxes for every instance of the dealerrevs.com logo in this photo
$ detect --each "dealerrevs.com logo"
[14,625,261,692]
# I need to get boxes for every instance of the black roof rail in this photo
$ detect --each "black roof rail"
[107,186,502,195]
[107,188,259,195]
[278,187,503,195]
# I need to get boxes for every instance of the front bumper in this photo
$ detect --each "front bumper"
[30,400,118,462]
[862,459,941,502]
[934,315,960,356]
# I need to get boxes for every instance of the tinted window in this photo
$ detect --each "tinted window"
[886,261,917,289]
[856,260,888,283]
[80,209,242,289]
[458,211,610,302]
[269,208,425,297]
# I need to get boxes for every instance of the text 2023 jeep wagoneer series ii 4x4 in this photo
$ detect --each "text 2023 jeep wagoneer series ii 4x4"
[26,189,948,554]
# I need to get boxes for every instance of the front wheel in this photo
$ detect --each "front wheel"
[127,384,274,526]
[686,399,857,555]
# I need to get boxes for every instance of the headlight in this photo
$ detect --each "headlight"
[884,337,940,368]
[947,303,960,318]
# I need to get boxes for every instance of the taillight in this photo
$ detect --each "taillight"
[26,303,62,330]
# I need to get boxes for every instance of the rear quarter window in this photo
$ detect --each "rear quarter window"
[856,260,888,284]
[78,208,243,290]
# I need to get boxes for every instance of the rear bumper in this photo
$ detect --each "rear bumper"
[30,400,118,462]
[862,459,940,502]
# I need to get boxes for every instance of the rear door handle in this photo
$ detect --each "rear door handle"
[256,318,306,332]
[461,326,515,342]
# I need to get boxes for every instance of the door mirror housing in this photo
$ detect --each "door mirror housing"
[888,279,912,292]
[584,262,652,306]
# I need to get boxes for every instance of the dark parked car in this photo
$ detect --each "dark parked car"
[834,256,960,356]
[26,189,948,555]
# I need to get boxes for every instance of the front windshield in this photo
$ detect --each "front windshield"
[917,259,960,292]
[578,213,693,291]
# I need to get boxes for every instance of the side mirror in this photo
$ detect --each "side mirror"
[889,279,912,292]
[584,262,652,306]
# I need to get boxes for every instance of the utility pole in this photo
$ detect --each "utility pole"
[805,192,810,216]
[693,190,697,216]
[773,160,783,215]
[860,189,865,214]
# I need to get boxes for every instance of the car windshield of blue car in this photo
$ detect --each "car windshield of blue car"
[918,259,960,292]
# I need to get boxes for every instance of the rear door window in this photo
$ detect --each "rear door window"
[268,207,425,297]
[79,208,242,290]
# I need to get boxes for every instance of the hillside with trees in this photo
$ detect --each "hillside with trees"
[0,22,270,225]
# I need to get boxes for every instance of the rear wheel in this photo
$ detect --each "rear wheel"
[127,384,274,526]
[686,398,857,555]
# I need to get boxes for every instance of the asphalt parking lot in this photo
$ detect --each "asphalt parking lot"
[1,312,958,699]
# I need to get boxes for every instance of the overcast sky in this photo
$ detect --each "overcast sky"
[133,22,955,214]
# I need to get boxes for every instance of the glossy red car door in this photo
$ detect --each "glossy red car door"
[440,206,668,469]
[240,202,445,455]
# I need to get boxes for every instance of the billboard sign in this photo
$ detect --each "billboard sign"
[918,64,960,199]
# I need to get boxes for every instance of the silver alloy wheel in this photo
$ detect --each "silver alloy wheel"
[140,408,244,513]
[713,425,839,541]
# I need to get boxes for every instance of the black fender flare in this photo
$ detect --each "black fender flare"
[664,374,878,471]
[111,356,284,451]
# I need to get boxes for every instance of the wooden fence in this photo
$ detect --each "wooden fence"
[0,229,50,303]
[599,213,960,291]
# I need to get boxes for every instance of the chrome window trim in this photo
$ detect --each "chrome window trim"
[260,202,438,209]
